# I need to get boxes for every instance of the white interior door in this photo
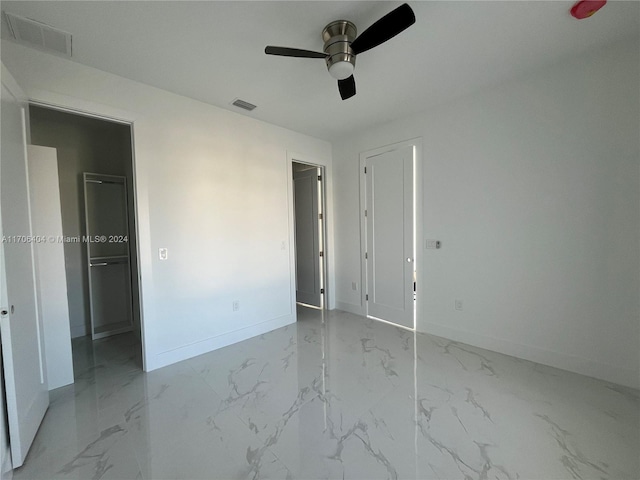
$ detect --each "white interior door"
[365,145,414,329]
[293,167,322,307]
[1,70,49,468]
[27,145,74,390]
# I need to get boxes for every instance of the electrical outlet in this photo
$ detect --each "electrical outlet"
[455,299,463,311]
[159,248,168,260]
[232,301,240,312]
[352,282,358,291]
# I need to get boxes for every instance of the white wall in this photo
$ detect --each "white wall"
[1,41,333,371]
[332,39,640,389]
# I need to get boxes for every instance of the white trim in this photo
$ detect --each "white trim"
[29,100,132,125]
[23,89,138,125]
[285,154,297,321]
[422,321,640,389]
[358,157,367,318]
[147,313,295,371]
[368,315,415,332]
[26,100,147,372]
[287,151,334,314]
[69,324,89,338]
[334,301,364,316]
[293,162,327,309]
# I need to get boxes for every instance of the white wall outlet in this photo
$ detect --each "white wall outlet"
[280,241,286,250]
[232,300,240,312]
[455,299,463,311]
[352,281,358,291]
[159,248,168,260]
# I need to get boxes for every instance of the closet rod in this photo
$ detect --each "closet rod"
[85,179,123,185]
[90,260,128,267]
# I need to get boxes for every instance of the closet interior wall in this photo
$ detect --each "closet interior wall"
[29,105,140,341]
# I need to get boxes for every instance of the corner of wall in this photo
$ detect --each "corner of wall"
[335,301,365,317]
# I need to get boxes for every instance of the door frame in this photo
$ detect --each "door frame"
[28,100,147,371]
[359,137,423,331]
[287,152,331,314]
[292,163,323,309]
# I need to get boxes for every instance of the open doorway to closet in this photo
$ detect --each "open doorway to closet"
[28,104,143,382]
[292,161,327,310]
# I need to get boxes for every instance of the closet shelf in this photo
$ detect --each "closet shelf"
[89,255,129,267]
[84,172,133,340]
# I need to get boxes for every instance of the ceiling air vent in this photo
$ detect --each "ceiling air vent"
[231,98,257,111]
[4,12,72,57]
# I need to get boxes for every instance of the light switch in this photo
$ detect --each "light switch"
[159,248,168,260]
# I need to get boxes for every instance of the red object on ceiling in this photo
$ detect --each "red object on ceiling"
[570,0,607,19]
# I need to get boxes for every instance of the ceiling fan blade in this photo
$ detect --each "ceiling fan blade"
[338,75,356,100]
[350,3,415,55]
[265,46,327,58]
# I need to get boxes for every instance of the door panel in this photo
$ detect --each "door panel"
[365,145,414,328]
[293,167,321,307]
[1,77,49,467]
[27,145,74,390]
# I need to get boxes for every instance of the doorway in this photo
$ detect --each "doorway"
[360,140,419,330]
[28,104,143,378]
[292,161,327,310]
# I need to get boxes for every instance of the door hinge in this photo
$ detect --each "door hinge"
[320,288,324,294]
[318,175,322,181]
[319,213,323,220]
[366,294,369,301]
[365,252,368,259]
[364,209,368,217]
[364,167,367,174]
[319,251,324,257]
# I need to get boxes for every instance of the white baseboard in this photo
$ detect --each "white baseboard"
[335,301,364,316]
[144,314,296,372]
[1,445,13,480]
[70,324,89,338]
[420,321,639,390]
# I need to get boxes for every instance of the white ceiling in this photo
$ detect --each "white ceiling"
[1,1,638,141]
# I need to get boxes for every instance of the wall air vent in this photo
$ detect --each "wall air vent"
[231,98,257,111]
[4,12,72,57]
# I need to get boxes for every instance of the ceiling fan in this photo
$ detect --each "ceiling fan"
[264,3,416,100]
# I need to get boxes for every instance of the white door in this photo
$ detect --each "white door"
[27,146,74,390]
[293,167,322,307]
[364,145,414,329]
[1,70,49,468]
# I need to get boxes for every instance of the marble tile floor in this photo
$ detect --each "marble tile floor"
[13,307,639,480]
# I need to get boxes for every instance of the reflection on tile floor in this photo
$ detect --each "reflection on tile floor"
[13,306,640,479]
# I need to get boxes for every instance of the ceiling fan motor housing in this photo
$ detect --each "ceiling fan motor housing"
[322,20,357,79]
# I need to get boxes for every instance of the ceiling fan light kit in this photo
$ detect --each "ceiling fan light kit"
[323,20,357,80]
[265,3,416,100]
